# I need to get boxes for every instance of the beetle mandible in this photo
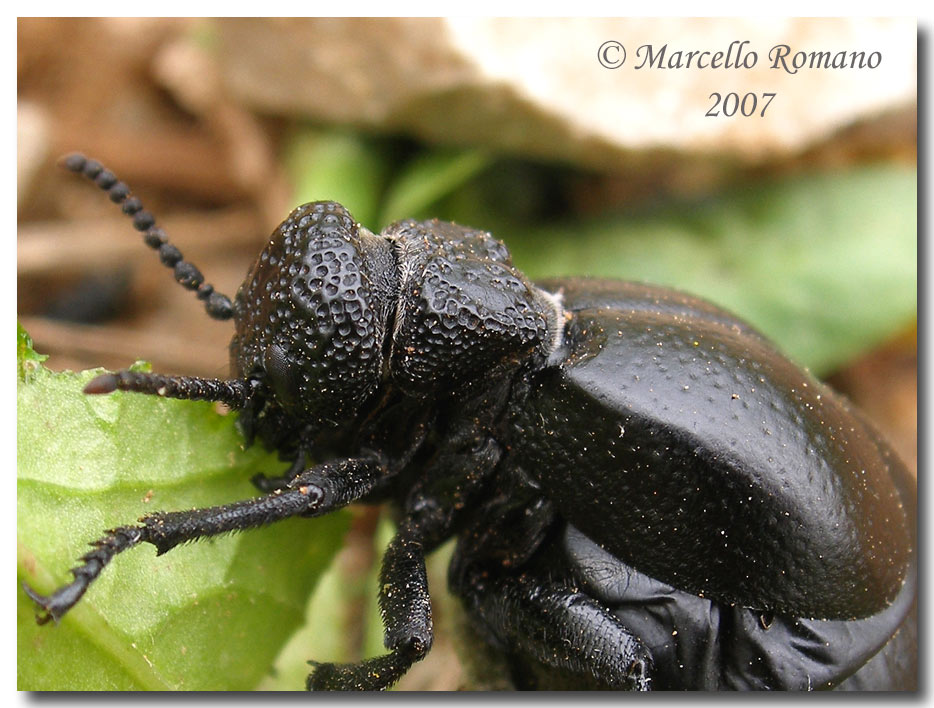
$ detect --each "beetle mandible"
[25,154,916,691]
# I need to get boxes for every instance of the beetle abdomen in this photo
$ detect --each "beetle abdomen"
[508,283,911,620]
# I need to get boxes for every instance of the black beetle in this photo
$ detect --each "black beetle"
[25,154,916,691]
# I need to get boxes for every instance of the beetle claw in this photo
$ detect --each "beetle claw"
[22,581,59,625]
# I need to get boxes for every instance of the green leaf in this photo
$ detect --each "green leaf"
[17,323,47,382]
[378,148,491,226]
[17,329,349,690]
[507,166,917,374]
[257,559,353,690]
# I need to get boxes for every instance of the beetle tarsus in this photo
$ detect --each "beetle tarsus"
[22,582,64,625]
[24,525,144,624]
[307,647,424,691]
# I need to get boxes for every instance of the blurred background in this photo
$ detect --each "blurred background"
[18,18,916,690]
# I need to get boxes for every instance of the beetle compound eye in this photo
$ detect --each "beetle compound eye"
[263,343,300,410]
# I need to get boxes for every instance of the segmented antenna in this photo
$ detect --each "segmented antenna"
[83,370,255,409]
[61,153,234,321]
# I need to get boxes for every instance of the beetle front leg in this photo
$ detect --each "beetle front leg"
[308,517,432,691]
[24,455,384,624]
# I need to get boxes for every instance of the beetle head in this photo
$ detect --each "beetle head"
[231,202,398,431]
[67,158,395,447]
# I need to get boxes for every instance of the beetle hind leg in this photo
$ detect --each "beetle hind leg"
[453,566,653,690]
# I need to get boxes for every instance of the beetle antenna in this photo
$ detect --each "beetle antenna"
[60,153,234,321]
[83,370,256,409]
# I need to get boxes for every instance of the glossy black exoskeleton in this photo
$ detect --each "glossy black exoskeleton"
[26,154,916,691]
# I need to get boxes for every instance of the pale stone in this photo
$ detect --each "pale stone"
[215,18,916,168]
[17,101,50,206]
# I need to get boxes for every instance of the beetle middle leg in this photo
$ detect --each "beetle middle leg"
[308,434,503,690]
[24,454,385,624]
[307,517,433,690]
